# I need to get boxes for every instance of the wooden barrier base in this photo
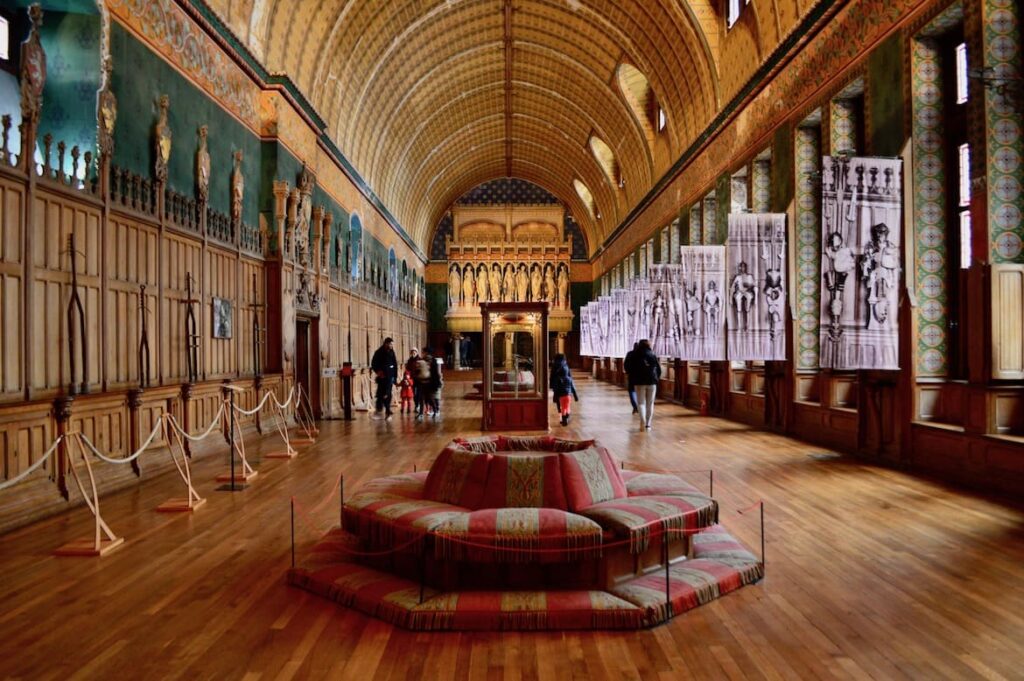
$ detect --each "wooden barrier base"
[216,470,259,483]
[156,497,207,513]
[265,449,298,460]
[289,436,316,445]
[54,537,125,557]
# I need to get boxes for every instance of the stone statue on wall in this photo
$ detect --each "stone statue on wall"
[195,126,210,203]
[448,263,461,306]
[529,263,542,302]
[462,263,476,307]
[543,264,555,302]
[489,264,501,304]
[557,263,569,309]
[515,264,528,302]
[476,263,489,302]
[19,5,45,134]
[96,55,117,159]
[153,95,171,184]
[502,263,515,301]
[231,150,244,226]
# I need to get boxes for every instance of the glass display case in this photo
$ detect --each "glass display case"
[480,302,549,431]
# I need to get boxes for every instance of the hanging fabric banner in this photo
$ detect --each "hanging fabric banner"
[610,289,632,359]
[594,296,612,357]
[819,156,903,370]
[678,246,727,360]
[726,213,788,360]
[649,264,684,359]
[579,303,593,357]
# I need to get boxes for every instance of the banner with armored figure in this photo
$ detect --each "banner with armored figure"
[609,288,632,358]
[678,246,727,360]
[726,214,787,361]
[579,303,594,357]
[819,156,902,370]
[648,264,685,358]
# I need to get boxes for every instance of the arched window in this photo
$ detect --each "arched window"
[573,179,597,219]
[616,63,666,149]
[588,135,621,188]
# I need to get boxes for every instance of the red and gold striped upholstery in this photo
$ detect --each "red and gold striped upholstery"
[578,493,718,553]
[621,471,702,498]
[480,453,568,509]
[432,508,603,562]
[558,446,628,511]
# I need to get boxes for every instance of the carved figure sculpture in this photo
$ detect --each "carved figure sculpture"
[154,95,172,184]
[97,55,117,159]
[195,126,210,203]
[502,264,515,302]
[462,264,476,307]
[515,264,529,302]
[730,261,756,331]
[543,265,556,303]
[231,150,244,226]
[557,264,570,309]
[20,5,45,133]
[490,264,501,304]
[529,264,542,302]
[476,263,490,302]
[448,264,461,306]
[860,222,899,329]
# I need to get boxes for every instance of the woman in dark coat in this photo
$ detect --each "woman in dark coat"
[626,339,660,431]
[550,353,578,426]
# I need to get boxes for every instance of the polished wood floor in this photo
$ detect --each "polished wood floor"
[1,377,1023,680]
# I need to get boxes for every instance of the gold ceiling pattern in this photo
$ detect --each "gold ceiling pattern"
[203,0,807,255]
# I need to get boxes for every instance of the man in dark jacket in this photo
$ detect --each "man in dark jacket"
[622,342,640,414]
[627,339,661,431]
[370,337,398,420]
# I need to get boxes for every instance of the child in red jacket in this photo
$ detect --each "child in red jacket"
[399,370,415,414]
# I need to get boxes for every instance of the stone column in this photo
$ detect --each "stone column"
[452,333,462,370]
[555,332,567,356]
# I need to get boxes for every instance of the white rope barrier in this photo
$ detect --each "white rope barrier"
[269,387,296,411]
[231,389,276,416]
[77,418,163,465]
[164,402,226,442]
[0,435,63,492]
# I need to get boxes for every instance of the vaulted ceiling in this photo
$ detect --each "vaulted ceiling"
[204,0,738,255]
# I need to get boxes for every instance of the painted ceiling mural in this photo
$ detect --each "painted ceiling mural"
[196,0,820,253]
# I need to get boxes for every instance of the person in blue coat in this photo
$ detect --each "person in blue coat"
[550,353,579,426]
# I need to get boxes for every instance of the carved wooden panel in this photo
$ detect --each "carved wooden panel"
[0,178,24,401]
[31,190,102,394]
[204,246,238,378]
[70,398,129,459]
[238,257,264,376]
[991,265,1024,380]
[0,407,53,480]
[107,216,159,388]
[160,235,203,382]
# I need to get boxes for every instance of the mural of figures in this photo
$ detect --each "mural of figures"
[819,156,902,370]
[516,264,529,302]
[727,213,787,360]
[679,246,727,360]
[503,263,515,301]
[462,263,476,307]
[529,263,542,302]
[448,263,461,306]
[557,263,570,309]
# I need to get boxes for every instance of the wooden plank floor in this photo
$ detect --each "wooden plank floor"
[1,377,1023,680]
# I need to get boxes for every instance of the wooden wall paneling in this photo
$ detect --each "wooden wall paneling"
[161,235,203,383]
[238,257,264,377]
[69,395,130,459]
[204,246,238,379]
[0,177,24,402]
[31,191,103,396]
[0,403,54,481]
[991,265,1024,380]
[106,216,159,389]
[187,384,225,437]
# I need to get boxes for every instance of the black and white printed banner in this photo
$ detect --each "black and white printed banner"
[727,213,787,361]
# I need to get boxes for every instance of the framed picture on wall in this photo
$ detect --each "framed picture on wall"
[212,297,233,339]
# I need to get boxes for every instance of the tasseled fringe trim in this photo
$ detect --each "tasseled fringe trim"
[406,607,644,631]
[341,510,429,554]
[629,502,720,554]
[432,531,604,563]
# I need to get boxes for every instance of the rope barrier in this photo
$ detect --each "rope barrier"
[164,402,226,442]
[736,500,764,514]
[269,387,296,411]
[0,435,63,492]
[77,419,163,465]
[230,389,277,416]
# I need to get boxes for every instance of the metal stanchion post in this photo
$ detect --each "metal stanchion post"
[291,498,295,568]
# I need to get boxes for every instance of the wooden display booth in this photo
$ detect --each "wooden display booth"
[480,303,549,431]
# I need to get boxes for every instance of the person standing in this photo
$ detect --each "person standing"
[425,346,444,419]
[550,353,579,426]
[405,348,421,413]
[413,349,432,418]
[623,342,639,414]
[370,337,399,420]
[628,339,661,431]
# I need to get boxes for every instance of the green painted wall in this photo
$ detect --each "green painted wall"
[426,283,448,332]
[771,124,795,213]
[570,281,592,332]
[110,22,261,226]
[868,32,906,157]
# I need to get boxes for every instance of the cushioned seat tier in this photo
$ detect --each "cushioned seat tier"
[432,508,603,563]
[342,492,468,548]
[578,493,719,553]
[621,471,702,498]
